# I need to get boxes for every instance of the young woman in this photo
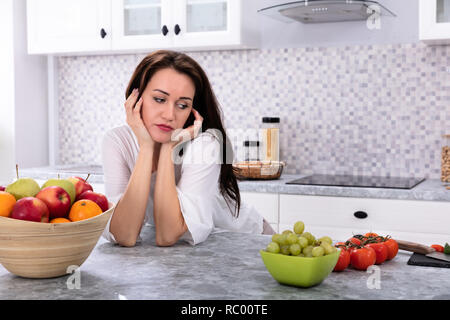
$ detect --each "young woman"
[101,50,275,247]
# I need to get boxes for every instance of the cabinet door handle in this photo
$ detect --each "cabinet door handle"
[174,24,181,35]
[353,211,368,219]
[100,28,107,39]
[161,25,169,36]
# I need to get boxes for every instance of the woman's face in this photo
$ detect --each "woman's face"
[140,68,195,143]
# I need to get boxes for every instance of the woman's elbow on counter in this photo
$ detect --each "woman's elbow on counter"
[155,234,178,247]
[113,233,138,247]
[118,238,137,247]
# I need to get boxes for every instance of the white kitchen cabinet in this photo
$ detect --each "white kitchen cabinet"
[240,192,278,233]
[27,0,259,55]
[171,0,259,51]
[111,0,173,51]
[27,0,112,55]
[419,0,450,45]
[112,0,259,52]
[279,194,450,244]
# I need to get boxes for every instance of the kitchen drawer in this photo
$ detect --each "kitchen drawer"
[241,192,278,224]
[280,194,450,240]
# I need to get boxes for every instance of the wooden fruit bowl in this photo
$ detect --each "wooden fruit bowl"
[0,201,115,279]
[233,160,286,180]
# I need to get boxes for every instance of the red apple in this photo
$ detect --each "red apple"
[36,186,71,219]
[78,190,109,212]
[11,197,49,223]
[67,176,93,200]
[0,186,5,191]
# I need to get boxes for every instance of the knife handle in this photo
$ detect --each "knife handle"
[396,240,436,255]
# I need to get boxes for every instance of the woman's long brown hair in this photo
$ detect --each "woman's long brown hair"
[125,50,241,218]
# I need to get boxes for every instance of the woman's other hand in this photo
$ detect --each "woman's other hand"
[167,108,204,148]
[125,88,155,149]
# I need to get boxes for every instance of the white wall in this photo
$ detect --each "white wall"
[13,0,49,169]
[0,0,48,184]
[257,0,419,48]
[0,0,16,185]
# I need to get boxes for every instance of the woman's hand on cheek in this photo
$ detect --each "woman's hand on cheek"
[125,88,155,149]
[167,108,203,148]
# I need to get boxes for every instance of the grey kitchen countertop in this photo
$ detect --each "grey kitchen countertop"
[238,174,450,202]
[20,164,450,202]
[0,226,449,300]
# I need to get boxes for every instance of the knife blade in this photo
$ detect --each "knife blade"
[425,251,450,262]
[397,239,450,262]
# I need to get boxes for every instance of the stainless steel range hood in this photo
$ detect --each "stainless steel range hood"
[258,0,396,24]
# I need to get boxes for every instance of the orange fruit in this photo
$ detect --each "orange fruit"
[50,217,71,223]
[0,191,17,217]
[69,199,102,222]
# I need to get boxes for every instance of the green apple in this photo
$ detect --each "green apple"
[41,178,77,204]
[6,178,40,200]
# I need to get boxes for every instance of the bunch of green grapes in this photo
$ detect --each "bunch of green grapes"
[265,221,337,257]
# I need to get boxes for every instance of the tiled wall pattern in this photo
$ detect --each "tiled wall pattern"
[58,42,450,179]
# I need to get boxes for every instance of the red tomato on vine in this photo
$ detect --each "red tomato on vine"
[350,246,376,271]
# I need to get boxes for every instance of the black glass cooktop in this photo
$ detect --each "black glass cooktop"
[286,174,425,189]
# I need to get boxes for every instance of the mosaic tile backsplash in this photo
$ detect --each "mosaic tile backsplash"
[58,42,450,179]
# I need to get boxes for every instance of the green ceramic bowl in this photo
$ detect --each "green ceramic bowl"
[260,249,340,288]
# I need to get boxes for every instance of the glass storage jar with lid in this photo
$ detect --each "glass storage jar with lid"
[260,117,280,162]
[442,134,450,182]
[243,140,260,161]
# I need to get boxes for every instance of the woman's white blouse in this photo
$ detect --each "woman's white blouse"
[101,125,264,245]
